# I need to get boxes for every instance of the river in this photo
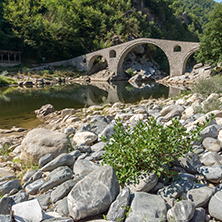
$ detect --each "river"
[0,81,183,129]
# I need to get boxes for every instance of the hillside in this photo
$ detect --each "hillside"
[0,0,217,63]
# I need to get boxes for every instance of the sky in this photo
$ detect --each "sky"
[214,0,222,2]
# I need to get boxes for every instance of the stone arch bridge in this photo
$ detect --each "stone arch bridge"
[49,38,200,78]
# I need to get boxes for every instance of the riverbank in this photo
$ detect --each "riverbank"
[1,89,222,221]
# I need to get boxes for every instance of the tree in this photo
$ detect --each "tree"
[195,3,222,66]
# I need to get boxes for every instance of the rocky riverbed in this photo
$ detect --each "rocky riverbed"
[1,92,222,221]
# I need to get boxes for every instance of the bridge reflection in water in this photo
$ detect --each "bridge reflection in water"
[0,81,184,129]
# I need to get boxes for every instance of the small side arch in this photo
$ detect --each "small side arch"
[174,45,182,52]
[110,50,116,58]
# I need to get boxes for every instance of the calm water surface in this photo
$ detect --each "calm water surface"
[0,81,170,129]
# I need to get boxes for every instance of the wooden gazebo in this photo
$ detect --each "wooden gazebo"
[0,50,22,64]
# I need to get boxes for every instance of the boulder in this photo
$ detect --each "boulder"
[39,166,73,193]
[12,199,47,222]
[73,159,100,176]
[106,187,130,222]
[199,165,222,183]
[202,137,221,152]
[201,151,222,166]
[208,190,222,221]
[20,128,70,163]
[125,192,167,222]
[73,131,98,145]
[35,104,55,118]
[186,186,215,207]
[177,152,202,174]
[0,179,21,196]
[0,197,14,214]
[190,207,206,222]
[127,172,158,193]
[67,166,119,221]
[25,178,46,195]
[51,177,83,203]
[40,153,74,172]
[167,200,195,222]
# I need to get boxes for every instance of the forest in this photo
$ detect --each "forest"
[0,0,220,64]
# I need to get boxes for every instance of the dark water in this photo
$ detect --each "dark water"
[0,81,171,129]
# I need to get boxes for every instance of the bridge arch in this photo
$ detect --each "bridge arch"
[182,47,200,74]
[88,54,109,74]
[117,39,170,76]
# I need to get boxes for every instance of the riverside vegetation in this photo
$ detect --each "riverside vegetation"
[1,79,222,221]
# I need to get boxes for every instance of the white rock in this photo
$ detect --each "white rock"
[73,131,98,145]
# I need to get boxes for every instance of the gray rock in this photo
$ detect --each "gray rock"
[22,170,38,183]
[41,153,74,172]
[25,178,46,195]
[202,137,221,152]
[35,104,55,118]
[75,143,92,153]
[161,105,184,116]
[36,192,51,210]
[39,153,53,168]
[61,108,75,118]
[199,165,222,183]
[11,190,29,204]
[0,197,14,214]
[106,187,130,222]
[51,177,83,203]
[0,179,21,196]
[125,192,167,222]
[68,166,120,221]
[157,182,184,199]
[77,123,91,133]
[208,190,222,221]
[12,199,47,222]
[127,172,158,193]
[201,151,222,166]
[190,207,206,222]
[201,125,218,141]
[73,131,98,145]
[88,115,108,123]
[39,166,73,193]
[54,197,69,217]
[0,215,13,222]
[90,150,105,161]
[27,170,43,183]
[167,200,195,222]
[73,159,100,176]
[69,150,81,160]
[163,110,182,122]
[20,128,70,163]
[177,152,202,174]
[98,123,115,140]
[91,142,106,152]
[91,120,108,135]
[187,186,215,207]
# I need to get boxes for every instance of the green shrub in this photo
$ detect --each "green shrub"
[192,75,222,96]
[126,68,135,76]
[194,99,222,114]
[102,117,210,185]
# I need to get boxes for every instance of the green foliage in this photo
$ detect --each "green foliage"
[1,0,206,62]
[192,75,222,96]
[195,3,222,66]
[126,68,135,76]
[194,99,222,114]
[102,117,208,185]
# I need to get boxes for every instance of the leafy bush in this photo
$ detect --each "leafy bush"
[192,75,222,96]
[102,117,209,185]
[194,99,222,114]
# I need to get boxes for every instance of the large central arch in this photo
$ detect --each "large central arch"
[117,39,170,76]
